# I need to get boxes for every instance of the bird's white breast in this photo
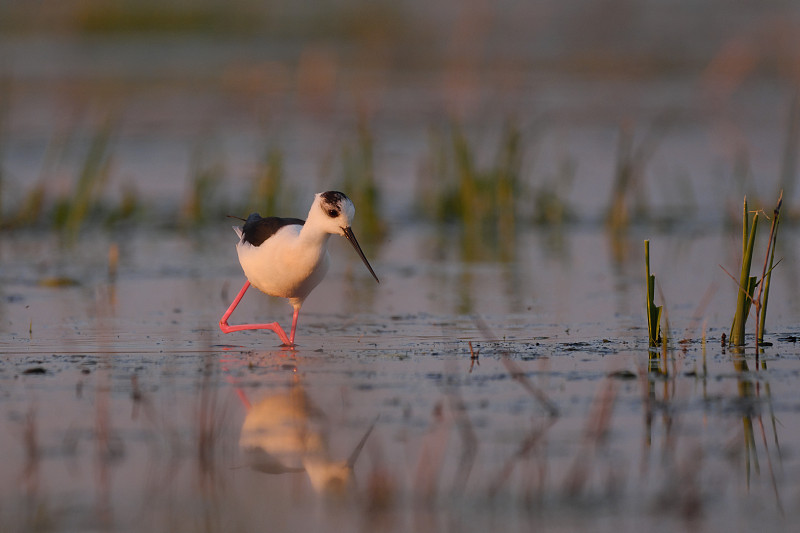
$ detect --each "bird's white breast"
[236,225,330,302]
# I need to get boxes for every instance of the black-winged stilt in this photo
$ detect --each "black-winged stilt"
[219,191,379,346]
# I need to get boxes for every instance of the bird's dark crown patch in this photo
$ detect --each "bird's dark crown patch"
[241,213,304,246]
[320,191,348,218]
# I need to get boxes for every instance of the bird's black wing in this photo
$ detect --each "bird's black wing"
[241,214,305,246]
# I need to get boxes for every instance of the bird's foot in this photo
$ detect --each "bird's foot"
[219,319,293,346]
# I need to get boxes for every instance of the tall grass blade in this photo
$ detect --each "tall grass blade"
[730,197,758,346]
[607,125,633,230]
[758,192,783,343]
[645,240,662,347]
[341,119,384,242]
[182,137,224,226]
[247,146,283,216]
[62,118,115,239]
[495,122,521,242]
[420,121,524,261]
[453,125,478,233]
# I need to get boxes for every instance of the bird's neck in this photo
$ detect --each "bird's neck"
[296,223,333,249]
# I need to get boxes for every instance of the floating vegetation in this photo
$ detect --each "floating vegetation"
[644,240,662,347]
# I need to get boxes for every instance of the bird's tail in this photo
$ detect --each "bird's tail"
[226,215,246,241]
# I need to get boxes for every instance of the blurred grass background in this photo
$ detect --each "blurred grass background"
[0,0,799,238]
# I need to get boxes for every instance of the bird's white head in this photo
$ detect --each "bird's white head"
[310,191,380,283]
[313,191,355,235]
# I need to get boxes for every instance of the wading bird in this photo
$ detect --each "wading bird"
[220,191,379,346]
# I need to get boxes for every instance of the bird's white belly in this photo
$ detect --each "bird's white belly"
[237,239,330,301]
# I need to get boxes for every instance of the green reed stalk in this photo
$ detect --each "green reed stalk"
[62,119,114,238]
[495,123,520,247]
[757,192,783,344]
[341,119,384,241]
[607,125,633,230]
[452,126,477,229]
[182,136,223,225]
[730,197,758,346]
[241,144,284,218]
[645,240,662,347]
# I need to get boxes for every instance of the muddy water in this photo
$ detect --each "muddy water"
[1,224,799,533]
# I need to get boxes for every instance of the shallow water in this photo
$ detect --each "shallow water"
[1,224,799,533]
[3,2,800,530]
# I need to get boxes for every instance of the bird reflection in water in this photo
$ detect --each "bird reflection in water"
[237,382,375,494]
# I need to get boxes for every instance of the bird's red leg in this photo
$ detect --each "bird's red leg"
[219,281,293,346]
[289,306,301,345]
[219,281,250,331]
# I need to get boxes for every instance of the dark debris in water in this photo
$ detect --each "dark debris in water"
[562,341,591,349]
[608,369,637,380]
[463,339,619,359]
[22,367,47,375]
[557,341,617,355]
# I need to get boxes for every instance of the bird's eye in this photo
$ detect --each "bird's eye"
[327,209,338,217]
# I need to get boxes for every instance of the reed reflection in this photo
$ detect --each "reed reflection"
[731,350,783,511]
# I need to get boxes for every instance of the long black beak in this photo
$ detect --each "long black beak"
[346,416,379,469]
[342,226,380,283]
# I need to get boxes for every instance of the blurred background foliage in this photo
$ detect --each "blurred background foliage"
[1,0,799,242]
[2,0,797,74]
